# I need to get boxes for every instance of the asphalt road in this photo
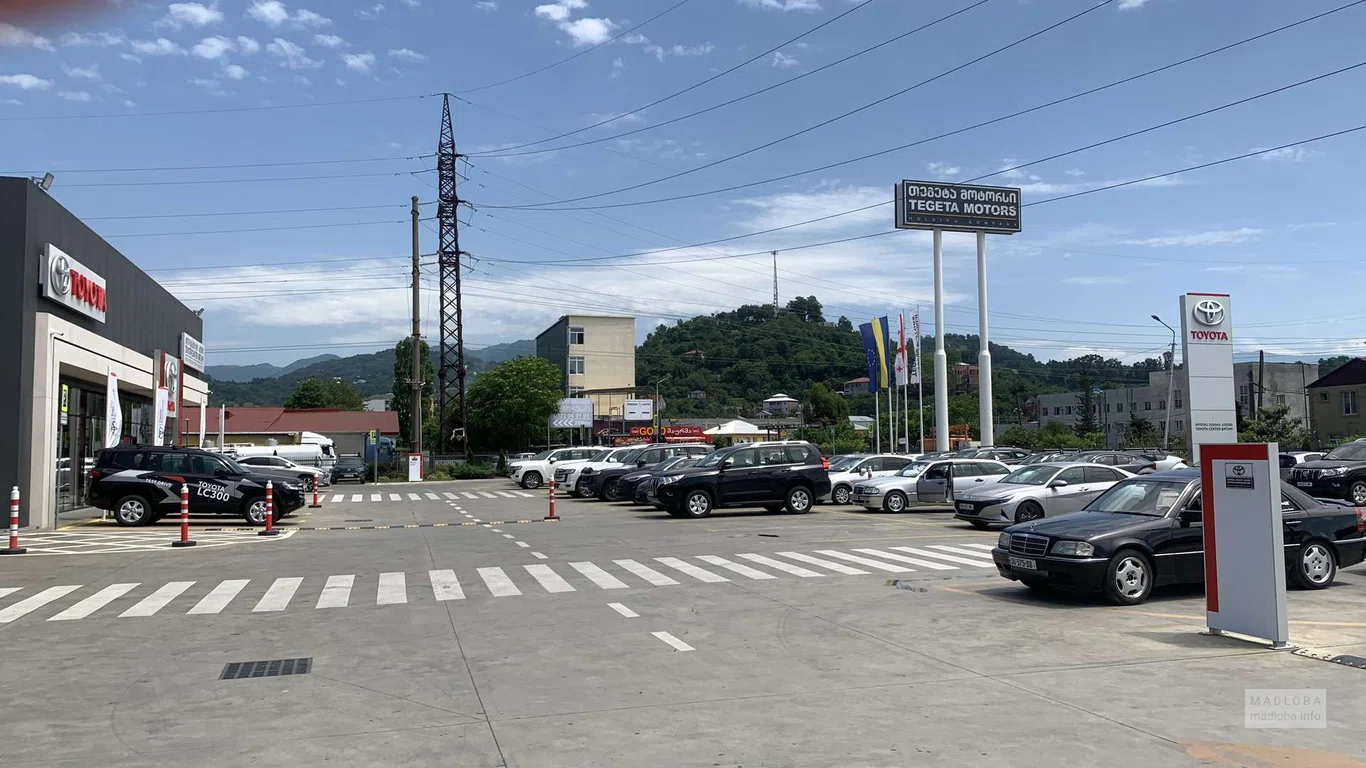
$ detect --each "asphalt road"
[2,479,1364,767]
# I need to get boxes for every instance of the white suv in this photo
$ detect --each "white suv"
[509,447,599,489]
[823,454,917,505]
[553,446,639,497]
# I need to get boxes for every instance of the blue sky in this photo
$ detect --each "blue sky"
[2,0,1364,368]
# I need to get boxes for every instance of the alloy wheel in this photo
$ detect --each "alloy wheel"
[1113,556,1149,599]
[687,493,710,516]
[1351,482,1366,506]
[247,500,269,525]
[885,492,905,513]
[789,488,811,513]
[1301,543,1333,585]
[119,499,146,524]
[832,486,850,505]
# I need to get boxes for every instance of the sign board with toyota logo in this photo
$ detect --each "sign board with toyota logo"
[1179,293,1236,462]
[40,244,107,323]
[156,350,182,418]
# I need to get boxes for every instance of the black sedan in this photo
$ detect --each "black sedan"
[583,455,698,502]
[330,458,367,484]
[992,469,1366,605]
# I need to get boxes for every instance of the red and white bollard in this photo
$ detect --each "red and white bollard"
[0,486,24,556]
[308,477,322,509]
[171,483,196,548]
[258,480,279,537]
[544,478,558,521]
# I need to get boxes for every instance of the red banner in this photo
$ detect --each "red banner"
[628,425,707,439]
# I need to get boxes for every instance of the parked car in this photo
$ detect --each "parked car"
[1022,450,1081,465]
[1120,450,1188,472]
[330,457,367,484]
[953,462,1134,529]
[823,454,917,505]
[852,458,1011,513]
[237,454,330,488]
[632,456,703,506]
[1280,451,1325,482]
[991,469,1366,605]
[508,447,599,490]
[553,446,639,498]
[583,444,713,501]
[653,441,830,519]
[1287,441,1366,505]
[1074,452,1157,475]
[955,447,1031,464]
[88,445,304,526]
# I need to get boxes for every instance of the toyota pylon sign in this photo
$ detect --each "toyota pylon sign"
[41,244,107,323]
[1179,292,1236,462]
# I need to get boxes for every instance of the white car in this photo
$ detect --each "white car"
[509,447,599,490]
[823,454,918,505]
[851,458,1011,513]
[951,462,1134,528]
[235,454,330,487]
[553,446,640,497]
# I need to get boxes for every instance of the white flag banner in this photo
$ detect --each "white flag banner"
[893,313,909,387]
[104,371,122,448]
[153,387,169,446]
[910,310,922,385]
[198,400,206,447]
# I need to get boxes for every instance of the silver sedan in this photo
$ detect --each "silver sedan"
[951,462,1134,529]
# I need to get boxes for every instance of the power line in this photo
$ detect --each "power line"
[85,202,417,222]
[58,169,435,188]
[1,154,433,176]
[0,93,437,123]
[105,218,431,239]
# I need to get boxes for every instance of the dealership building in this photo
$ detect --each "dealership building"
[0,177,209,529]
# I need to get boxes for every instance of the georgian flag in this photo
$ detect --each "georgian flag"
[893,313,908,387]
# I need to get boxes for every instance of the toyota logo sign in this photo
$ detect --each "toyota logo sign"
[1193,299,1225,327]
[41,244,107,323]
[50,253,72,295]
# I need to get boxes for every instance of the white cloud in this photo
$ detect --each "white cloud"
[0,23,54,50]
[475,0,498,9]
[771,51,798,68]
[62,64,101,81]
[1256,146,1320,163]
[669,43,712,57]
[925,161,959,178]
[1117,0,1148,9]
[1123,228,1264,248]
[356,3,386,19]
[534,0,586,22]
[389,47,426,62]
[192,35,235,59]
[738,0,820,10]
[402,0,421,6]
[237,36,261,54]
[248,0,289,25]
[59,31,125,47]
[313,34,344,47]
[223,63,248,80]
[559,17,616,46]
[3,99,21,106]
[1063,276,1127,286]
[119,53,143,63]
[732,185,890,234]
[0,74,54,90]
[1063,168,1085,177]
[158,3,224,29]
[611,57,624,77]
[293,9,332,26]
[131,38,186,55]
[342,51,377,73]
[266,37,320,69]
[59,90,92,102]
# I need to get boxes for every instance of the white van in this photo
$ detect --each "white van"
[230,442,335,469]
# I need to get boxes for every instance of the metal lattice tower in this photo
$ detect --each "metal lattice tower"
[436,94,467,456]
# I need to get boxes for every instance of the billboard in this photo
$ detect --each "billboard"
[1179,293,1236,462]
[894,181,1021,234]
[550,397,593,428]
[624,399,654,421]
[181,333,205,372]
[628,425,706,439]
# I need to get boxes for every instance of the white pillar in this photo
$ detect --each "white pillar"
[933,230,949,452]
[976,231,994,447]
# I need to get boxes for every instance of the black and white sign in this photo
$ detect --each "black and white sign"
[40,244,107,323]
[550,397,594,429]
[181,333,205,372]
[623,399,654,421]
[894,181,1021,234]
[1225,463,1254,489]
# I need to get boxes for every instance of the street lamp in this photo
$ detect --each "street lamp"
[1152,314,1177,451]
[652,375,670,444]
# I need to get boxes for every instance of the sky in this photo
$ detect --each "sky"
[2,0,1365,369]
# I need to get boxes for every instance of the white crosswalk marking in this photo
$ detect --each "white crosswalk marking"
[121,581,195,617]
[49,583,138,621]
[525,564,575,593]
[350,494,362,503]
[316,575,354,609]
[429,570,464,601]
[853,548,956,571]
[891,546,994,568]
[515,491,533,498]
[425,492,441,500]
[652,631,694,652]
[0,586,81,623]
[962,543,996,551]
[697,555,776,580]
[927,544,998,560]
[516,541,530,548]
[497,491,518,498]
[815,550,914,573]
[614,559,679,586]
[655,557,729,583]
[501,533,514,539]
[736,553,823,578]
[443,492,458,499]
[532,552,548,559]
[773,552,868,575]
[253,578,303,612]
[377,572,407,605]
[462,492,479,499]
[389,493,401,501]
[407,493,421,501]
[187,579,249,615]
[570,561,628,590]
[608,602,638,618]
[478,567,521,597]
[331,494,345,502]
[480,491,498,499]
[370,493,381,502]
[0,587,21,601]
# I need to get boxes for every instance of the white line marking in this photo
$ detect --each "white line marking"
[656,557,729,583]
[443,492,458,499]
[501,533,514,539]
[652,631,694,652]
[370,493,382,502]
[516,541,530,548]
[462,492,479,499]
[736,553,823,578]
[962,543,996,551]
[773,551,868,575]
[187,579,250,615]
[926,544,999,560]
[814,550,914,573]
[121,581,195,617]
[525,564,576,593]
[252,577,303,612]
[697,555,776,580]
[0,585,82,623]
[429,569,464,601]
[497,491,518,498]
[48,583,138,621]
[608,602,638,618]
[891,546,994,568]
[350,494,363,503]
[331,494,345,503]
[377,572,407,605]
[853,548,956,571]
[0,587,21,601]
[480,491,498,499]
[614,559,679,586]
[478,567,521,597]
[389,493,401,501]
[316,575,354,609]
[515,491,533,497]
[532,552,548,560]
[425,492,441,500]
[570,562,629,590]
[408,493,421,501]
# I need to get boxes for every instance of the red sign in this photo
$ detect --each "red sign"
[628,425,706,439]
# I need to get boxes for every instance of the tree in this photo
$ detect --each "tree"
[1124,415,1161,447]
[998,425,1037,450]
[467,357,563,452]
[803,382,848,427]
[321,379,363,411]
[1240,403,1310,449]
[1074,371,1099,437]
[391,338,436,448]
[785,296,825,323]
[284,376,361,410]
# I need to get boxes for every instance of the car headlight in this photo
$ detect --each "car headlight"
[1051,540,1095,557]
[657,475,681,486]
[1321,467,1347,477]
[980,497,1012,507]
[285,482,303,491]
[998,532,1011,549]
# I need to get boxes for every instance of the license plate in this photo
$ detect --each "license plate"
[957,502,974,512]
[1008,556,1038,571]
[1296,482,1313,488]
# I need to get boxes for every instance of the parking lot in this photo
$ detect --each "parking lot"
[2,478,1363,767]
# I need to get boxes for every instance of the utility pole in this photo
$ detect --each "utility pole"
[1256,349,1265,418]
[410,196,423,456]
[436,94,469,459]
[771,251,779,313]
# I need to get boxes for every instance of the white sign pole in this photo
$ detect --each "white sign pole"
[104,371,122,448]
[198,396,207,448]
[976,231,994,447]
[914,306,923,454]
[932,230,949,452]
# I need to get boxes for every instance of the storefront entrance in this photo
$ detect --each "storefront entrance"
[54,377,152,519]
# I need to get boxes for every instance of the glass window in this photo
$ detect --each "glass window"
[955,463,980,477]
[756,446,790,465]
[924,463,949,480]
[1159,400,1166,410]
[1280,493,1302,513]
[568,326,585,345]
[1320,393,1329,402]
[190,454,229,474]
[1084,466,1119,483]
[1176,420,1184,430]
[1276,394,1286,406]
[1057,467,1087,485]
[568,386,584,397]
[640,449,663,464]
[1054,407,1062,416]
[1088,479,1189,516]
[111,451,144,470]
[1325,442,1366,460]
[980,462,1010,475]
[728,449,757,467]
[884,457,912,470]
[1065,406,1073,415]
[1342,390,1358,416]
[151,452,187,473]
[1238,385,1250,405]
[897,462,931,478]
[1174,390,1183,408]
[568,356,585,376]
[1144,401,1152,411]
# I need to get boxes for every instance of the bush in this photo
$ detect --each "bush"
[446,463,498,480]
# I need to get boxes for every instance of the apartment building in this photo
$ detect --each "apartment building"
[1306,358,1366,448]
[535,315,636,417]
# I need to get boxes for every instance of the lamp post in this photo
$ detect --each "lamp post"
[653,375,670,444]
[1152,314,1177,451]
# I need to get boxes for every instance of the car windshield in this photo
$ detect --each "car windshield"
[338,458,364,468]
[897,462,931,478]
[531,450,554,460]
[1085,479,1190,516]
[1324,442,1366,461]
[588,450,611,461]
[1000,465,1060,485]
[618,448,644,463]
[829,456,864,472]
[696,450,729,468]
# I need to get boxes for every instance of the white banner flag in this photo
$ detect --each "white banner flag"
[198,400,206,447]
[893,313,908,387]
[104,371,123,448]
[910,310,922,385]
[153,387,169,446]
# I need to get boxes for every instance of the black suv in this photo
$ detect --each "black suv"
[580,443,713,501]
[88,445,305,527]
[1288,440,1366,505]
[653,441,831,519]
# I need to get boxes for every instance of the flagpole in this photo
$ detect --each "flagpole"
[903,310,910,455]
[874,390,881,453]
[916,305,924,455]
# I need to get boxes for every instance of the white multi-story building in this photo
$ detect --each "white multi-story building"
[535,315,636,417]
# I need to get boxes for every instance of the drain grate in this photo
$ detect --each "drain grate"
[220,657,312,680]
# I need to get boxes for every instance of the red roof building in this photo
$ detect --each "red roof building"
[179,406,399,455]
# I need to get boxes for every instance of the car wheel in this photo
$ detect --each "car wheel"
[1291,541,1337,590]
[113,495,152,527]
[785,486,813,514]
[682,490,713,519]
[1351,481,1366,506]
[1015,501,1045,524]
[241,497,272,526]
[884,490,907,513]
[832,485,851,505]
[1103,549,1153,606]
[521,472,543,490]
[575,483,594,499]
[602,480,622,502]
[968,520,990,530]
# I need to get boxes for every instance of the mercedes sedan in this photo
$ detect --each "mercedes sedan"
[952,462,1133,529]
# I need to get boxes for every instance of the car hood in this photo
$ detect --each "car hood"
[621,470,652,482]
[1005,510,1164,539]
[1298,459,1365,470]
[957,483,1035,501]
[855,476,914,490]
[829,471,871,483]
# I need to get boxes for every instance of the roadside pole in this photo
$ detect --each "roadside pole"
[1,487,24,555]
[258,481,278,537]
[977,231,994,446]
[410,196,423,461]
[932,230,949,452]
[545,479,558,521]
[171,484,196,548]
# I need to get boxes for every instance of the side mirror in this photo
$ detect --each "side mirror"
[721,458,734,470]
[1049,479,1068,488]
[1179,508,1202,526]
[215,468,230,478]
[637,460,648,467]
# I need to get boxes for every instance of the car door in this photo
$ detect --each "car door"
[1082,466,1122,505]
[1165,489,1207,583]
[1047,466,1091,514]
[916,462,952,503]
[953,462,987,495]
[1278,492,1311,556]
[717,448,762,504]
[189,453,237,514]
[754,445,798,500]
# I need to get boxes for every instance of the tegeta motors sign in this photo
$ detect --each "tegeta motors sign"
[894,181,1021,234]
[41,244,107,323]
